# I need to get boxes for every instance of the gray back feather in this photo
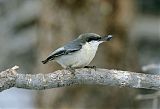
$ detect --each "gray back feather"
[49,38,83,58]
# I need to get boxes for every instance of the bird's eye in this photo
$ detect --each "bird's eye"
[86,36,101,42]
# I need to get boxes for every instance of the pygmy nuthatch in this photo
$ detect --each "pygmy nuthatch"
[42,33,112,69]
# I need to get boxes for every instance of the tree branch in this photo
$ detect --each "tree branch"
[1,66,160,92]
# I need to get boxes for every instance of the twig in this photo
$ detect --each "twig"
[0,66,18,91]
[0,66,160,92]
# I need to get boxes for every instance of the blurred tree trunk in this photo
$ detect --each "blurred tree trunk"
[36,0,139,109]
[105,0,139,71]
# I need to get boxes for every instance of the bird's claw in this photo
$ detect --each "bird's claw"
[66,67,75,76]
[84,66,97,71]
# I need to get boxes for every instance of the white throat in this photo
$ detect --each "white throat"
[88,41,103,48]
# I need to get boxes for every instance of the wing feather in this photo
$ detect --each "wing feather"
[42,39,82,64]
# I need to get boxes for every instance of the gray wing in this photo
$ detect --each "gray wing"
[42,39,82,64]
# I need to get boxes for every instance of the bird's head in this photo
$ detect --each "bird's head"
[78,33,112,44]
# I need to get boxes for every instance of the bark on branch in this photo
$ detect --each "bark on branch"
[0,66,160,92]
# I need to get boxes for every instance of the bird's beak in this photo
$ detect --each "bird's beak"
[101,35,112,41]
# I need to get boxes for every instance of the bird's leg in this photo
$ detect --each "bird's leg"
[66,66,75,76]
[84,66,97,71]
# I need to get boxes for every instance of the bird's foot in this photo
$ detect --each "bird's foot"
[84,66,97,71]
[66,66,75,76]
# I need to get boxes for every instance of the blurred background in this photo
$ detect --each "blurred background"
[0,0,160,109]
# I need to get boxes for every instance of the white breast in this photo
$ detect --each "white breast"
[55,41,101,68]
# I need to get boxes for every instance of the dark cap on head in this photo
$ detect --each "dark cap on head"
[78,33,112,43]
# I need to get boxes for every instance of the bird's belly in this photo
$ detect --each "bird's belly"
[55,44,98,68]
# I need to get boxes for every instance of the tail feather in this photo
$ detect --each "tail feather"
[41,59,48,64]
[42,56,54,64]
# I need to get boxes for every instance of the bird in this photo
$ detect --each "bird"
[42,33,112,69]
